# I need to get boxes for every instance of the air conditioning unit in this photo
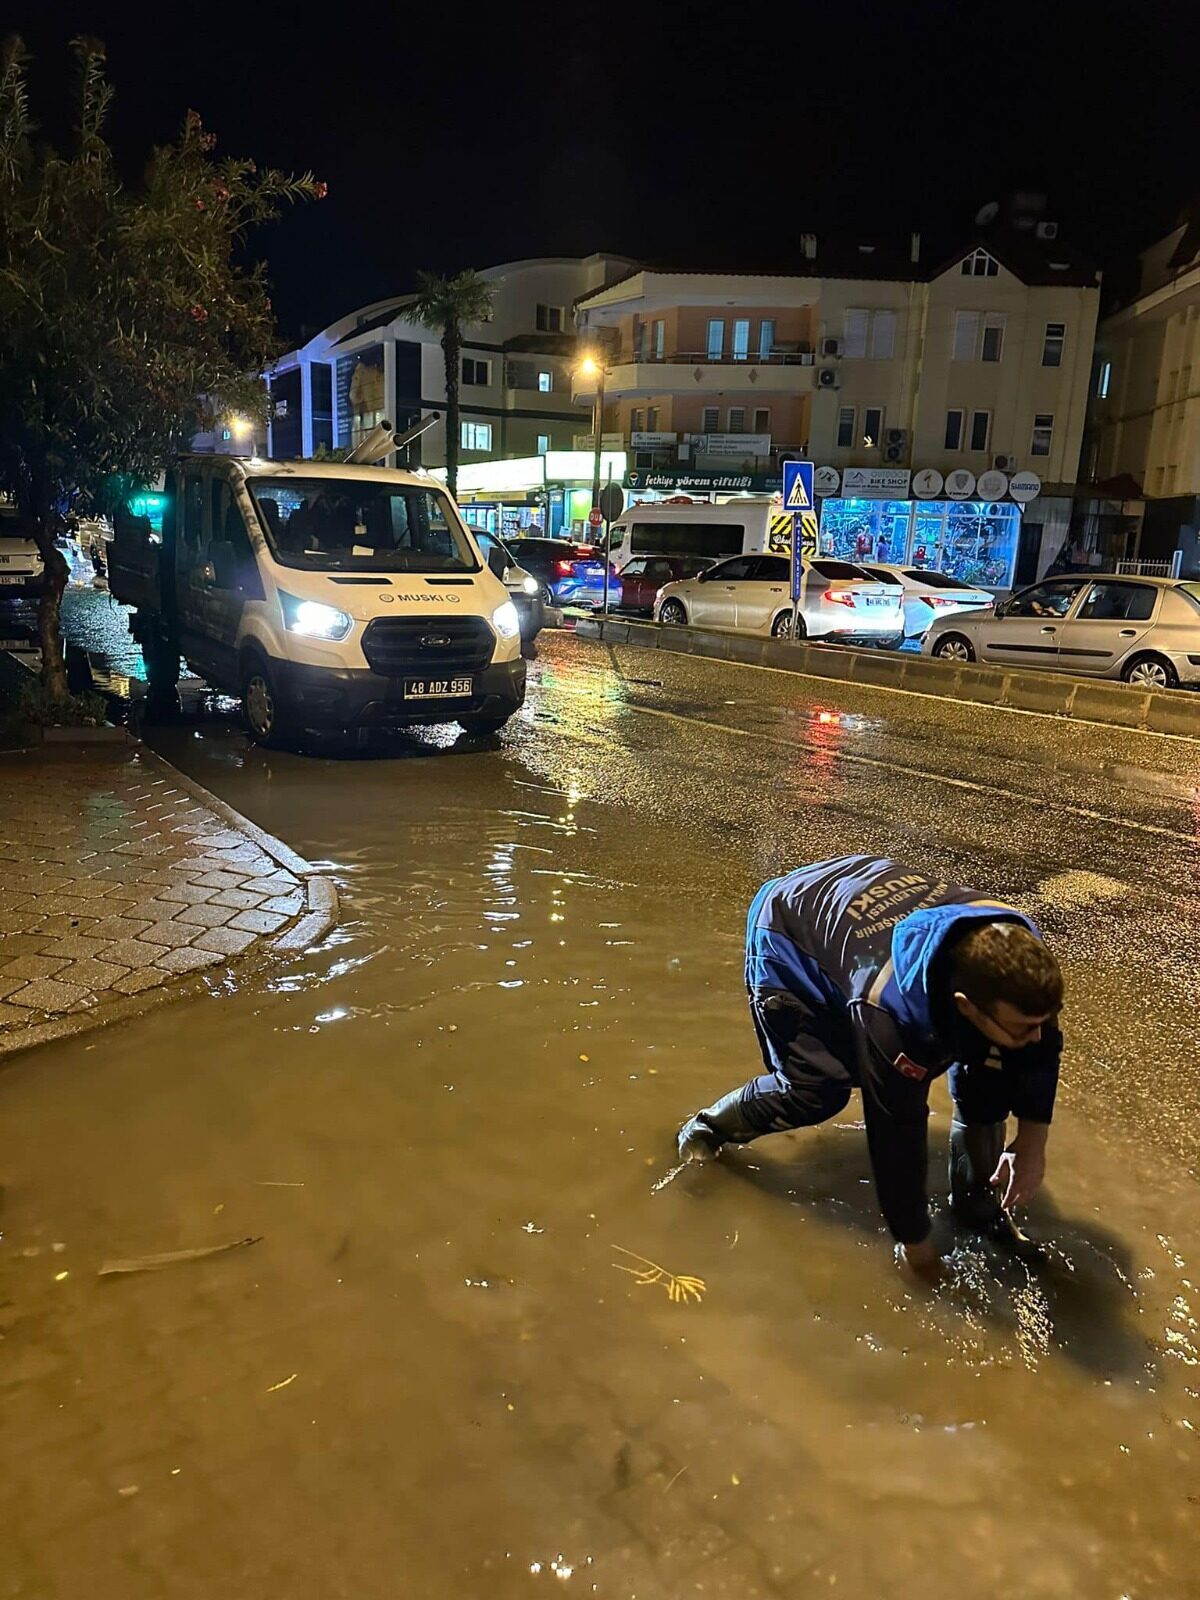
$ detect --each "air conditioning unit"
[816,367,841,390]
[884,428,907,448]
[1035,221,1059,241]
[821,336,842,359]
[634,451,654,469]
[993,453,1017,471]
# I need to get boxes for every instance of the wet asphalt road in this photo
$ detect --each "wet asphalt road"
[3,612,1200,1599]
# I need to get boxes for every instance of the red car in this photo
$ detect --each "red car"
[616,554,713,614]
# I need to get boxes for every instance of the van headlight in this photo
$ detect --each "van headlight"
[492,599,521,639]
[279,592,352,641]
[521,575,539,595]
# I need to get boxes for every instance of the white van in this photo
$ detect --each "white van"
[111,439,525,745]
[609,501,775,571]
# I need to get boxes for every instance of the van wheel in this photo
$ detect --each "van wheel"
[241,658,291,747]
[659,599,688,626]
[1123,652,1177,690]
[458,713,512,737]
[933,634,974,663]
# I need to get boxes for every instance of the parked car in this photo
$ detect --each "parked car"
[654,554,904,645]
[474,528,546,644]
[507,537,622,610]
[857,563,994,639]
[923,574,1200,689]
[616,554,712,614]
[0,505,45,598]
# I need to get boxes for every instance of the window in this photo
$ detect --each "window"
[836,406,856,448]
[969,410,991,452]
[631,407,644,433]
[753,408,771,434]
[812,559,873,580]
[537,370,552,393]
[1007,579,1087,618]
[646,406,659,431]
[862,406,884,447]
[1096,359,1112,399]
[536,434,550,455]
[654,319,665,360]
[181,473,205,550]
[710,556,756,581]
[961,248,999,277]
[460,421,493,450]
[629,521,743,560]
[633,318,648,361]
[706,320,724,360]
[944,409,964,450]
[843,308,870,359]
[1031,413,1054,457]
[1076,581,1157,622]
[749,556,791,581]
[728,407,746,433]
[870,309,897,360]
[701,405,720,433]
[758,319,776,361]
[249,479,473,573]
[732,319,750,361]
[535,304,563,333]
[953,310,979,362]
[461,357,491,386]
[981,313,1005,363]
[1042,322,1065,368]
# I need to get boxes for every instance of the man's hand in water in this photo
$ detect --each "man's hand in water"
[990,1121,1049,1211]
[894,1237,943,1286]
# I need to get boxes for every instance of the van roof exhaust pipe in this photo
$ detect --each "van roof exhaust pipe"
[343,412,442,466]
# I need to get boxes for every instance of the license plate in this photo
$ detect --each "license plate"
[866,596,890,607]
[402,676,473,700]
[0,574,30,585]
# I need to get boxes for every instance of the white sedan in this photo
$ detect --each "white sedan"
[653,553,904,645]
[856,563,995,639]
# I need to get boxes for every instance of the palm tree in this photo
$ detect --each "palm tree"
[411,269,495,499]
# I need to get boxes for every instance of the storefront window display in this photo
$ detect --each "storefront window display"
[818,496,1021,589]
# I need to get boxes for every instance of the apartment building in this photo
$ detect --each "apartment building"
[194,255,635,468]
[1087,211,1200,571]
[575,224,1099,587]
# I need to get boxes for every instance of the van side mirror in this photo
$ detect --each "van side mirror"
[487,545,507,579]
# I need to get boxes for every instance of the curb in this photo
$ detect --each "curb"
[0,730,340,1063]
[576,618,1200,741]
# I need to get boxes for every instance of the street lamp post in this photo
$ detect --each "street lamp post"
[577,354,606,512]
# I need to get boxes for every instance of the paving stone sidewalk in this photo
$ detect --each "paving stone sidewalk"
[0,738,335,1054]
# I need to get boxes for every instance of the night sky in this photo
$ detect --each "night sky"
[10,1,1200,341]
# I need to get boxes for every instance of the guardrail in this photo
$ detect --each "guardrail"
[574,617,1200,738]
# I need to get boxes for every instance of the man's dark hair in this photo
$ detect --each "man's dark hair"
[949,922,1064,1015]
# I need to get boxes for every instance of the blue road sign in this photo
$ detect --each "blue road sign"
[784,461,815,601]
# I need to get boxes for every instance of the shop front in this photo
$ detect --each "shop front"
[444,450,627,541]
[818,496,1023,589]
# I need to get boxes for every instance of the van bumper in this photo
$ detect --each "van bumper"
[273,656,527,729]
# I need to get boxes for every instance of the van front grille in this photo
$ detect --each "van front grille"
[361,615,494,676]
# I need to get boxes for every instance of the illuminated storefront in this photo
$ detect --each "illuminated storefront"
[439,451,627,540]
[819,497,1022,589]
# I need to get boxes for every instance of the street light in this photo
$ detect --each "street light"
[576,354,606,514]
[228,414,254,455]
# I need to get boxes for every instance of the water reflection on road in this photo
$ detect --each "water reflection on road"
[2,628,1198,1598]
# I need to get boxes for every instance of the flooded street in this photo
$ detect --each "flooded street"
[3,620,1200,1598]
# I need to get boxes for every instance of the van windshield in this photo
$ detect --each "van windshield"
[248,479,478,573]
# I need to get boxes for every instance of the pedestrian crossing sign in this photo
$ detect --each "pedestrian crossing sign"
[783,460,814,511]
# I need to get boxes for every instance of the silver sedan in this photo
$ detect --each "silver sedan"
[922,574,1200,689]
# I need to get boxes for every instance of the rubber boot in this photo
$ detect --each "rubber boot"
[677,1090,759,1164]
[949,1119,1043,1260]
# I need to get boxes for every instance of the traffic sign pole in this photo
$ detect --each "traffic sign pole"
[783,461,815,642]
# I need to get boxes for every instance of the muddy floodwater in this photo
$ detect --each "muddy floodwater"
[3,623,1199,1598]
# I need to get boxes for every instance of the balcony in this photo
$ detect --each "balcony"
[574,347,817,400]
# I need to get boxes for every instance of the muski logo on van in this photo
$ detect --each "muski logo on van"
[846,875,927,921]
[391,593,462,604]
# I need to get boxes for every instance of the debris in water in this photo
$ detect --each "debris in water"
[663,1464,688,1494]
[266,1373,298,1393]
[650,1162,688,1193]
[256,1181,305,1188]
[612,1245,706,1305]
[117,1485,139,1498]
[521,1222,544,1234]
[98,1236,262,1277]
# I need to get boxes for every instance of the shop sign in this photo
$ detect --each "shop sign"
[840,466,912,498]
[625,468,781,493]
[813,466,841,497]
[911,468,944,498]
[692,433,772,458]
[976,468,1009,499]
[631,431,678,450]
[1008,470,1042,503]
[944,468,976,499]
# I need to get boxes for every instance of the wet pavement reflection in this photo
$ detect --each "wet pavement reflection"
[2,618,1199,1597]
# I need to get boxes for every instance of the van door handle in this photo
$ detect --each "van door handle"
[1118,628,1137,636]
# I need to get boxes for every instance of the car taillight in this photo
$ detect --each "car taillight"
[555,560,574,575]
[823,588,856,608]
[929,596,959,607]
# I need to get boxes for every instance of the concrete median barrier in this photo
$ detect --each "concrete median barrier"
[575,617,1200,738]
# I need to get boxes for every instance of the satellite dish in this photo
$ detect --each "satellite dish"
[975,200,1001,228]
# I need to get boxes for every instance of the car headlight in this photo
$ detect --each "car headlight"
[521,575,539,596]
[279,592,352,641]
[492,600,521,639]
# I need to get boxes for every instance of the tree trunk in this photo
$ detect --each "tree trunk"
[26,473,71,703]
[443,320,461,501]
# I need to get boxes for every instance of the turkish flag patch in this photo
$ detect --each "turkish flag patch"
[893,1053,928,1081]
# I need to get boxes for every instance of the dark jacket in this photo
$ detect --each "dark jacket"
[746,855,1061,1241]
